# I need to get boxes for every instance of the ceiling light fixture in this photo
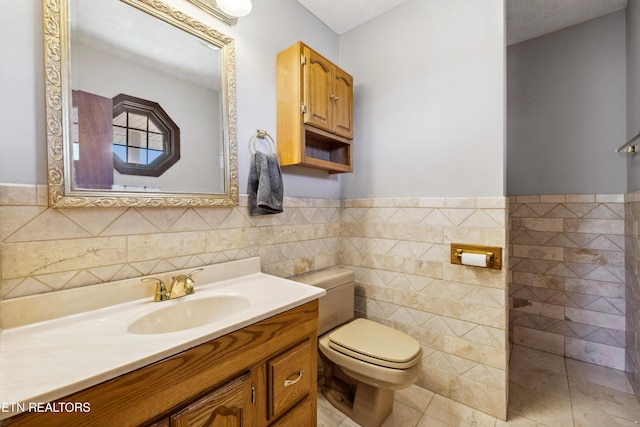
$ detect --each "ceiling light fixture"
[216,0,253,17]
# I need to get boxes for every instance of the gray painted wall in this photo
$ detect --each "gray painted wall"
[339,0,505,198]
[507,11,627,196]
[3,0,506,200]
[628,0,640,192]
[0,1,46,185]
[0,0,342,199]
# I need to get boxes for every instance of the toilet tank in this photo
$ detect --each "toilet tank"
[292,268,354,335]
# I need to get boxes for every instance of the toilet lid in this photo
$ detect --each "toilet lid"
[328,318,421,369]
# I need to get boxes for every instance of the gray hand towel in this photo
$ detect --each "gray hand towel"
[248,151,283,216]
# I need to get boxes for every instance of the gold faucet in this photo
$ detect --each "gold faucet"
[169,268,204,299]
[141,268,204,302]
[141,277,170,301]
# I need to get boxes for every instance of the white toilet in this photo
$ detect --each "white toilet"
[294,269,422,427]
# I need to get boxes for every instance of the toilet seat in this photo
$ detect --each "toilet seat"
[328,318,421,369]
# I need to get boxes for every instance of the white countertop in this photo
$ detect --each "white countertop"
[0,258,325,420]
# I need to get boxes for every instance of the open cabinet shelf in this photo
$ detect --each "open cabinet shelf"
[302,125,352,173]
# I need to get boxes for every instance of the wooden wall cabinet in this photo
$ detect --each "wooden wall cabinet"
[276,41,354,173]
[4,301,319,427]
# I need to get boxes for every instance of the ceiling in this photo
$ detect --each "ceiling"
[296,0,629,45]
[507,0,628,45]
[295,0,411,35]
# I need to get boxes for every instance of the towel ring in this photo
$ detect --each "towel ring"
[250,129,277,155]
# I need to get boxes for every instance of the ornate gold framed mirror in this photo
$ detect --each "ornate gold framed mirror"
[43,0,238,207]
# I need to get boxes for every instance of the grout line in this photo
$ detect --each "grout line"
[564,352,577,426]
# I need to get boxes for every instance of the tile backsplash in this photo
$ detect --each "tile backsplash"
[625,192,640,397]
[6,186,640,417]
[509,194,626,370]
[8,184,640,415]
[0,184,340,299]
[341,196,509,420]
[0,185,510,420]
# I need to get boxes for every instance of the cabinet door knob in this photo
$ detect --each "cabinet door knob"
[330,95,339,102]
[283,370,304,387]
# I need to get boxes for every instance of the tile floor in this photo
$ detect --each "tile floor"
[317,344,640,426]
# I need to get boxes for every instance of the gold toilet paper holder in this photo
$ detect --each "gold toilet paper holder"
[450,243,503,269]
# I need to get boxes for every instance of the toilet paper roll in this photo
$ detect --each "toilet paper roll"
[461,252,487,267]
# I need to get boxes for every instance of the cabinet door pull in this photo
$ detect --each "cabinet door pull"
[283,370,304,387]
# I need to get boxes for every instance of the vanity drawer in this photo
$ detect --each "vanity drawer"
[270,396,312,427]
[267,339,312,419]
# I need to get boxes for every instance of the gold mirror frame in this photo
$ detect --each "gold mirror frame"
[43,0,239,208]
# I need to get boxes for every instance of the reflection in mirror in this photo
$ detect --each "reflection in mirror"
[110,93,181,179]
[43,0,238,207]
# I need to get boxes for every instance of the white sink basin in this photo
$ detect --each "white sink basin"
[0,258,326,420]
[127,293,251,334]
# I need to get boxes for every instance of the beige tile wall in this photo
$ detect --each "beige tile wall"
[0,184,340,299]
[509,194,626,370]
[626,191,640,396]
[1,185,510,420]
[340,197,509,420]
[6,185,640,415]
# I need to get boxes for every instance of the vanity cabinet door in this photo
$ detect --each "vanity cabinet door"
[170,372,255,427]
[267,339,312,421]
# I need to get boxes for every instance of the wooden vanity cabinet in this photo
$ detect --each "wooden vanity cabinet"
[276,41,354,173]
[3,301,319,427]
